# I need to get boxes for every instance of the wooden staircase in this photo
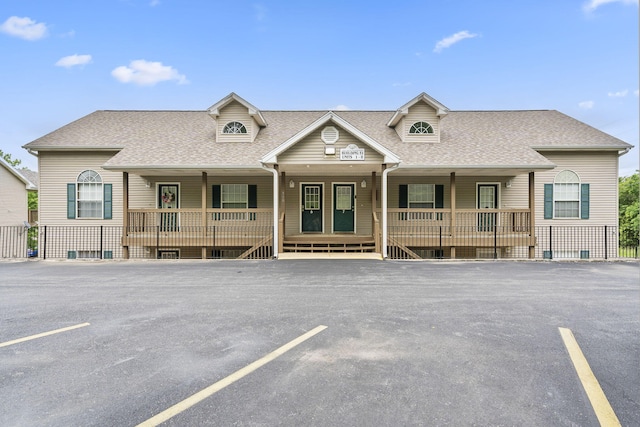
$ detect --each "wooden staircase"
[283,235,377,253]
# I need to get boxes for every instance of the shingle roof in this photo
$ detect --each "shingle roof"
[23,108,631,170]
[0,157,37,189]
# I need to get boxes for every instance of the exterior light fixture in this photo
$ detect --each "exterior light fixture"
[289,180,295,188]
[361,179,367,188]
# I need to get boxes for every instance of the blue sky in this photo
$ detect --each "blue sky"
[1,0,638,175]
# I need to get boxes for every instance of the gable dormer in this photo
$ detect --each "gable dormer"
[207,93,267,142]
[387,92,449,143]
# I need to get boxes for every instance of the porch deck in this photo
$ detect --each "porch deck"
[123,207,535,258]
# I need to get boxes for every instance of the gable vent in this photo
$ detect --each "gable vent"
[321,126,339,144]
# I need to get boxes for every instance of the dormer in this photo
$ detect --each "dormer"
[387,92,449,143]
[207,93,267,142]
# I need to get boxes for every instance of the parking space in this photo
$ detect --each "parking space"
[0,260,638,426]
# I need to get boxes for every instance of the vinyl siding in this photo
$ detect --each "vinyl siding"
[387,174,530,209]
[396,102,440,143]
[278,125,383,164]
[38,151,122,226]
[217,101,254,143]
[0,164,29,226]
[131,174,273,209]
[284,176,373,236]
[387,176,450,208]
[535,151,619,226]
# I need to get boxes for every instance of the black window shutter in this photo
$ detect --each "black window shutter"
[212,185,221,208]
[399,185,408,208]
[103,184,112,220]
[248,185,257,208]
[67,183,76,219]
[581,184,589,219]
[435,185,444,208]
[544,184,553,219]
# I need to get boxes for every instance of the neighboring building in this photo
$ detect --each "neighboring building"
[0,157,37,226]
[22,92,632,260]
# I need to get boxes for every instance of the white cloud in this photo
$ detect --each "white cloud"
[55,54,92,68]
[579,100,595,109]
[0,16,48,40]
[111,60,188,86]
[583,0,638,12]
[608,89,629,97]
[433,30,478,53]
[331,105,350,111]
[634,89,639,97]
[150,0,161,6]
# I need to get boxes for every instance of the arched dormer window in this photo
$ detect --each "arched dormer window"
[222,121,247,134]
[553,170,580,218]
[77,170,103,218]
[409,121,434,134]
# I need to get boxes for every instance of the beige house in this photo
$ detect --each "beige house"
[0,157,37,227]
[22,92,632,259]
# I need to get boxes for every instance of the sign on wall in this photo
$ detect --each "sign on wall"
[340,144,365,161]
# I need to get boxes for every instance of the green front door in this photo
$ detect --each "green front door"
[333,184,355,233]
[158,184,179,231]
[477,184,498,232]
[301,184,322,232]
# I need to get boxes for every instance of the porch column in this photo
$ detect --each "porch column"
[278,169,284,254]
[371,171,378,254]
[528,172,535,258]
[122,172,129,259]
[450,172,456,259]
[201,172,207,260]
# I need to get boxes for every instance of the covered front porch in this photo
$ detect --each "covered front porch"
[119,168,537,259]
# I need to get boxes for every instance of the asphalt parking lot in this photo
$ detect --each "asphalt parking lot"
[1,260,638,426]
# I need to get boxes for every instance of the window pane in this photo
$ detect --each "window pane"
[555,201,579,218]
[305,186,320,210]
[78,200,102,218]
[221,184,248,208]
[336,186,351,210]
[408,184,434,205]
[77,170,103,218]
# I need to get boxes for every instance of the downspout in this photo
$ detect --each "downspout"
[381,163,399,259]
[261,164,279,258]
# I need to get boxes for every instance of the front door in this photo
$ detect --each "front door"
[301,184,322,232]
[477,184,498,232]
[333,184,355,233]
[158,184,179,231]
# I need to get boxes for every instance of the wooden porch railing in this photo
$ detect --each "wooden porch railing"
[127,208,273,231]
[386,209,531,233]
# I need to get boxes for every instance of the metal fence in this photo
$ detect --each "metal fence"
[386,225,636,260]
[0,225,637,260]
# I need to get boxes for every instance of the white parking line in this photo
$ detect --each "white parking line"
[0,322,91,348]
[137,325,328,427]
[559,327,621,427]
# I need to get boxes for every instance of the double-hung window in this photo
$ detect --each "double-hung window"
[212,184,257,220]
[544,170,589,220]
[77,170,103,219]
[554,170,580,218]
[408,184,434,220]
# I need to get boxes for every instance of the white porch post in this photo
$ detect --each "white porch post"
[262,164,279,258]
[382,164,398,259]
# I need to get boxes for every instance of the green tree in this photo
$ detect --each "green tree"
[0,149,22,167]
[619,172,639,248]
